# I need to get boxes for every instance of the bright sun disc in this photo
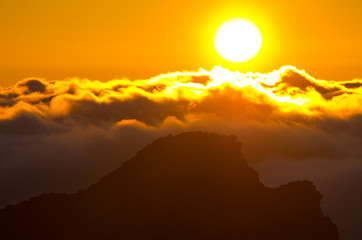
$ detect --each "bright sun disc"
[214,18,262,63]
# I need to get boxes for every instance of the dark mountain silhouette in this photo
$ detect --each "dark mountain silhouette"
[0,132,338,239]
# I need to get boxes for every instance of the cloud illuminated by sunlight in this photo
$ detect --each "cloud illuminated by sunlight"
[1,65,361,125]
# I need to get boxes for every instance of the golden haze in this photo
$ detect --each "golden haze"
[0,0,361,85]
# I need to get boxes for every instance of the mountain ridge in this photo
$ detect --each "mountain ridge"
[0,132,338,239]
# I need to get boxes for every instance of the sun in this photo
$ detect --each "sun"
[214,18,262,63]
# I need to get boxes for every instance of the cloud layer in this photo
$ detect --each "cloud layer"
[1,65,362,126]
[1,66,362,239]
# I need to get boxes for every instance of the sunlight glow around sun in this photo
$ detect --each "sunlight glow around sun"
[214,18,262,63]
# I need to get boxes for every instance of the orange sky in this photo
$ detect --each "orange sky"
[1,0,361,86]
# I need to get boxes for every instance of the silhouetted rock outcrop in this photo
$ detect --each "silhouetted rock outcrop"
[0,132,338,239]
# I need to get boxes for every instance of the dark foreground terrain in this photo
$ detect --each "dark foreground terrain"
[0,132,338,239]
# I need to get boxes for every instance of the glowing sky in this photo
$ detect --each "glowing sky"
[1,1,362,239]
[1,0,361,85]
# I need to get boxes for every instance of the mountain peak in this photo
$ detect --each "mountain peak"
[0,132,338,239]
